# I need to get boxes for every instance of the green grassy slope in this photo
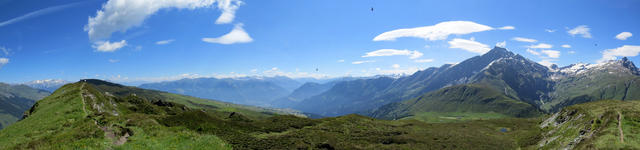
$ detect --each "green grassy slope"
[370,84,543,120]
[0,80,301,149]
[544,73,640,112]
[537,100,640,149]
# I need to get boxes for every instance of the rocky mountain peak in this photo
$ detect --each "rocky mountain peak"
[482,46,514,59]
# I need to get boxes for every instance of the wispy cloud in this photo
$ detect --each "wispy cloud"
[526,49,540,56]
[414,59,434,63]
[599,45,640,63]
[202,23,253,44]
[496,41,506,47]
[568,25,592,38]
[352,60,375,64]
[0,1,84,27]
[0,58,8,68]
[540,50,560,58]
[108,59,120,63]
[512,37,537,43]
[155,39,175,45]
[337,59,345,63]
[528,43,553,49]
[561,44,571,48]
[0,46,10,55]
[538,59,557,67]
[545,29,556,33]
[498,26,515,30]
[362,49,423,59]
[615,32,632,40]
[373,21,494,41]
[448,38,490,54]
[92,40,127,52]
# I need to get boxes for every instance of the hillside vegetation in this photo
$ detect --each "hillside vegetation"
[0,80,545,149]
[537,100,640,149]
[371,84,543,120]
[2,80,638,149]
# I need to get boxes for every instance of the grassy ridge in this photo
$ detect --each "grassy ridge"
[371,84,543,120]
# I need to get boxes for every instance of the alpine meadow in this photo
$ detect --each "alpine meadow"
[1,0,640,149]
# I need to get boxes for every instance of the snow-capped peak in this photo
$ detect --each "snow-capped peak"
[25,79,69,85]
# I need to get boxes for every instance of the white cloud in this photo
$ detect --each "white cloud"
[250,69,258,73]
[337,59,345,63]
[561,44,571,48]
[541,50,560,58]
[155,39,175,45]
[392,64,400,69]
[424,45,431,48]
[512,37,537,43]
[414,59,434,63]
[0,1,83,27]
[568,25,592,38]
[496,41,506,47]
[599,45,640,63]
[0,46,10,55]
[538,59,557,67]
[616,32,632,40]
[214,0,244,24]
[528,43,553,49]
[526,49,541,56]
[362,49,423,59]
[373,21,494,41]
[352,60,375,64]
[0,58,8,68]
[92,40,127,52]
[374,67,421,76]
[545,29,556,33]
[202,23,253,44]
[498,26,515,30]
[448,38,490,54]
[85,0,243,41]
[568,51,576,54]
[108,59,120,63]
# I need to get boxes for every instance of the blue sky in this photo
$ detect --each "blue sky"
[0,0,639,83]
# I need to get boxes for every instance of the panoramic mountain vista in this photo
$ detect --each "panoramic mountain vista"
[1,0,639,149]
[0,80,637,149]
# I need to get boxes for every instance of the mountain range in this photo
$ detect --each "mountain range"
[0,83,50,129]
[138,76,305,107]
[287,47,640,118]
[23,79,70,92]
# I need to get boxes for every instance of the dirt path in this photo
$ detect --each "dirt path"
[80,83,88,116]
[617,111,624,143]
[79,81,128,146]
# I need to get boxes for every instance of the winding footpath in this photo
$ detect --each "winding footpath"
[80,83,88,116]
[79,82,128,146]
[618,111,625,143]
